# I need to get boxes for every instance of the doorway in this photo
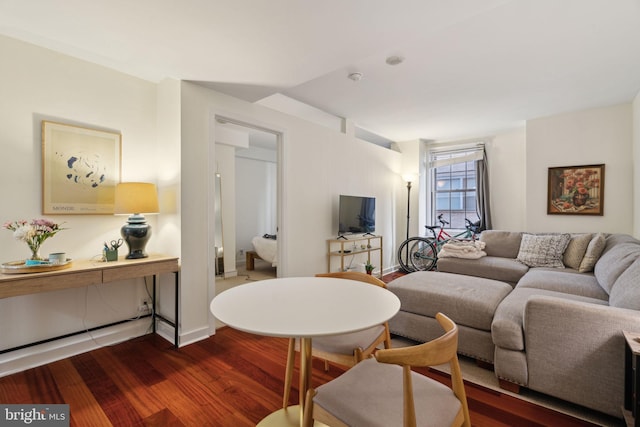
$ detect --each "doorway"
[212,116,283,296]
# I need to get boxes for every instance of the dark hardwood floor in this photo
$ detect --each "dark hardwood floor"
[0,327,601,426]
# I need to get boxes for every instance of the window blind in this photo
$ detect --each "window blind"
[428,144,484,169]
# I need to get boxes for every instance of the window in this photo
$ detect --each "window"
[429,147,482,230]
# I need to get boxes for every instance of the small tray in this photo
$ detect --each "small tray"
[1,259,73,274]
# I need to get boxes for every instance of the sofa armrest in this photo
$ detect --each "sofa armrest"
[524,296,640,416]
[524,295,640,349]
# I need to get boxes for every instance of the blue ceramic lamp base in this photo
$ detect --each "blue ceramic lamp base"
[121,215,152,259]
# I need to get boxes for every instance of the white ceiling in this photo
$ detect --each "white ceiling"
[2,0,639,142]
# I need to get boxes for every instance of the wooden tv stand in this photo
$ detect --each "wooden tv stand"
[327,235,383,278]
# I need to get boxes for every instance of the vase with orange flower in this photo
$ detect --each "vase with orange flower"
[563,169,599,209]
[572,187,589,207]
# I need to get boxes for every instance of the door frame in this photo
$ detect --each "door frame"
[208,112,287,334]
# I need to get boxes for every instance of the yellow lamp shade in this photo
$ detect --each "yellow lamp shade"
[114,182,159,215]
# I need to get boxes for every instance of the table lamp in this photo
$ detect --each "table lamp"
[114,182,159,259]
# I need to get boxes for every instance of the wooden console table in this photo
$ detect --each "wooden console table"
[0,254,180,353]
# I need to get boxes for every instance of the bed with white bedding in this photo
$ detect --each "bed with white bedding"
[249,235,278,268]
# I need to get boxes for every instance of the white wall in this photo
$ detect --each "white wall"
[486,128,527,230]
[526,103,633,234]
[0,35,160,374]
[179,81,403,339]
[393,140,421,241]
[154,78,182,330]
[156,78,182,256]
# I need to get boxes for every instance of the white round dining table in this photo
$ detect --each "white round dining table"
[210,276,401,426]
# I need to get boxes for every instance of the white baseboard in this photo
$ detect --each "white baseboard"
[0,319,153,378]
[171,324,209,347]
[385,265,401,275]
[0,314,214,378]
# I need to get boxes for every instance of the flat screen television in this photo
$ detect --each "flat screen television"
[338,195,376,236]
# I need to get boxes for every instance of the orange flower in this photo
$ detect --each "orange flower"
[563,169,595,196]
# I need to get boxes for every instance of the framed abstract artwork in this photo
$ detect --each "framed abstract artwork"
[42,121,122,214]
[547,164,604,215]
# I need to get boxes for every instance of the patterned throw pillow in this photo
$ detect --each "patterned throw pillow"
[563,233,593,270]
[517,233,571,268]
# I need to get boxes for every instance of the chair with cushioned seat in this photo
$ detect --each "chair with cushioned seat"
[282,271,392,408]
[302,312,470,427]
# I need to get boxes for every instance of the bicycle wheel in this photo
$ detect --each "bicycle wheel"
[397,237,437,272]
[408,238,438,271]
[397,238,416,272]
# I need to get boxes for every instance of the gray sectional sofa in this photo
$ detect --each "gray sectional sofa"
[387,231,640,418]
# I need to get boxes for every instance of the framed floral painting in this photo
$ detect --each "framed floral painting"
[547,164,604,215]
[42,121,122,214]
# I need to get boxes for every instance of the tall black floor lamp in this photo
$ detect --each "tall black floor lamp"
[401,174,417,272]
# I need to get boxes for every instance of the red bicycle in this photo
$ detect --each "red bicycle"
[397,214,481,272]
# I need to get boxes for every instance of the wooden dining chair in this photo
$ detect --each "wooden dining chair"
[282,271,392,408]
[302,312,471,427]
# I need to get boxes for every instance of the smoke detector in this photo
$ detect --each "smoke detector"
[348,72,363,81]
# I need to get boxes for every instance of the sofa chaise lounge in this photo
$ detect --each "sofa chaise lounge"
[387,231,640,418]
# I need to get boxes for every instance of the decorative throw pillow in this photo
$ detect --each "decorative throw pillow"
[481,231,523,258]
[578,233,606,273]
[516,233,571,268]
[563,233,592,269]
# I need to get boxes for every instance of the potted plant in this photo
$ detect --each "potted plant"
[364,260,375,275]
